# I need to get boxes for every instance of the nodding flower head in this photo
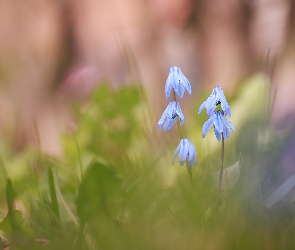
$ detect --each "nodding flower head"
[165,66,192,100]
[202,111,235,141]
[158,101,184,132]
[172,138,197,169]
[198,86,231,116]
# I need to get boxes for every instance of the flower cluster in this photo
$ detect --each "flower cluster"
[158,66,235,172]
[198,86,235,141]
[158,66,197,169]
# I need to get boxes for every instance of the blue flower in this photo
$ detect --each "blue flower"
[198,86,231,116]
[172,138,197,168]
[165,66,192,100]
[202,111,235,141]
[158,101,184,131]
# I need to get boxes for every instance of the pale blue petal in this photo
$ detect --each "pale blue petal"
[215,86,232,116]
[220,114,235,131]
[207,106,216,116]
[225,106,232,117]
[223,123,230,140]
[198,101,206,114]
[175,102,185,124]
[166,66,191,99]
[202,114,215,138]
[215,86,227,104]
[198,86,232,117]
[163,118,176,131]
[173,138,197,168]
[172,142,181,165]
[165,75,173,100]
[173,81,185,99]
[179,71,192,95]
[213,112,223,133]
[205,95,216,113]
[214,127,221,142]
[158,111,168,130]
[187,140,197,168]
[158,102,173,130]
[179,139,189,166]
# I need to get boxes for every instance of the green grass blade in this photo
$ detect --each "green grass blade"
[48,168,60,222]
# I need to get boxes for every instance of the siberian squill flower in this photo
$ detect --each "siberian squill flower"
[158,100,184,131]
[202,111,235,141]
[172,138,197,169]
[198,86,231,116]
[165,66,192,100]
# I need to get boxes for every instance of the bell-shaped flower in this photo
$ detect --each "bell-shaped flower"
[165,66,192,100]
[172,138,197,168]
[158,101,184,131]
[198,86,231,116]
[202,111,235,141]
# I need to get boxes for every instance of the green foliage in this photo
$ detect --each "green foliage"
[48,168,60,222]
[76,161,124,223]
[0,81,294,249]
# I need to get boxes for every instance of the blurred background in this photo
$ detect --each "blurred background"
[0,0,295,249]
[0,0,294,156]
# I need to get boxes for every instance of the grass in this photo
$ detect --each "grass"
[0,77,294,249]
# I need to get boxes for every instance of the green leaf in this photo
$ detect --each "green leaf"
[0,210,23,233]
[48,168,60,222]
[76,162,124,223]
[6,179,14,214]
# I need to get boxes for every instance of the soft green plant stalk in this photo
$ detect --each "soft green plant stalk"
[69,126,83,180]
[6,178,16,233]
[173,91,193,186]
[217,133,225,208]
[48,168,60,222]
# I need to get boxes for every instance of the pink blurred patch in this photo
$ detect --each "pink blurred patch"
[61,64,101,100]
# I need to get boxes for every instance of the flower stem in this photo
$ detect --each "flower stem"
[186,161,193,187]
[217,133,224,208]
[173,90,193,187]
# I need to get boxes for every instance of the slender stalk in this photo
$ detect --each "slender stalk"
[176,119,184,139]
[186,161,193,187]
[173,90,193,186]
[217,133,225,208]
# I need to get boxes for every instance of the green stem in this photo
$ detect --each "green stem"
[173,90,193,186]
[186,161,193,187]
[217,133,224,208]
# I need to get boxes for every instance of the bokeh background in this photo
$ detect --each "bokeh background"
[0,0,295,249]
[0,0,295,153]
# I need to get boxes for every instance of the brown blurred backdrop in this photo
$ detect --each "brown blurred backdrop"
[0,0,294,156]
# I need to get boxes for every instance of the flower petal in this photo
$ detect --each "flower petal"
[175,102,185,124]
[198,86,232,116]
[202,114,215,138]
[187,140,197,168]
[214,127,222,142]
[220,114,235,132]
[172,142,181,165]
[163,118,176,131]
[223,123,230,140]
[165,75,173,100]
[198,101,206,115]
[179,139,189,166]
[165,66,192,99]
[158,102,173,130]
[213,111,223,133]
